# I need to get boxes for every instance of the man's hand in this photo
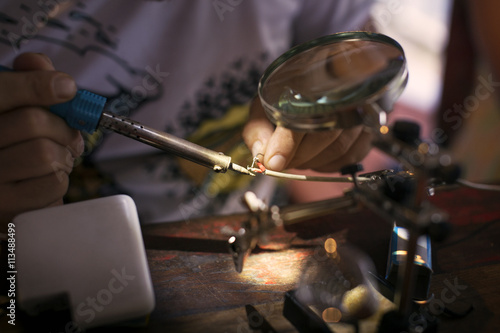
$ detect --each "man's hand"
[243,97,373,172]
[0,53,83,230]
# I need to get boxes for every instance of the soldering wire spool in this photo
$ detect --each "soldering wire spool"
[258,31,408,131]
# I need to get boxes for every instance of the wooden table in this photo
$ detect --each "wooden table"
[115,185,500,332]
[3,185,499,332]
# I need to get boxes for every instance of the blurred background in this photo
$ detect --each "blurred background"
[289,0,500,203]
[373,0,452,131]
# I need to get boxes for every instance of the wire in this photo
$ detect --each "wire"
[247,156,371,183]
[259,169,371,183]
[456,179,500,192]
[247,155,500,189]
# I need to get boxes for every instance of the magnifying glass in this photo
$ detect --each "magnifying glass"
[258,31,408,131]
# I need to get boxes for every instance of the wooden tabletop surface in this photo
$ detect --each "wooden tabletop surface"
[2,184,499,332]
[117,184,500,332]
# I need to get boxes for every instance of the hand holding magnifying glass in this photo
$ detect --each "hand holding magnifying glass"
[243,31,408,172]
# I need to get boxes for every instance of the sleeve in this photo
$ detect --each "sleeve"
[292,0,375,45]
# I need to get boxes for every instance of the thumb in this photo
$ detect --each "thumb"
[0,53,77,112]
[13,52,55,71]
[263,124,304,171]
[242,97,275,157]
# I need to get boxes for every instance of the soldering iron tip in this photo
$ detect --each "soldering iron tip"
[231,163,254,176]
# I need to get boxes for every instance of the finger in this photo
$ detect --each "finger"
[0,172,69,221]
[13,52,55,71]
[295,126,364,168]
[284,129,343,168]
[242,97,275,157]
[301,128,373,172]
[263,126,305,171]
[0,107,84,156]
[0,138,75,183]
[0,53,76,112]
[0,70,77,112]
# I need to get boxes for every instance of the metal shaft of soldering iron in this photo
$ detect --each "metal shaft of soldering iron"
[0,66,250,175]
[98,112,250,174]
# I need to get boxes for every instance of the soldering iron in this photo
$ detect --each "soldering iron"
[0,65,251,175]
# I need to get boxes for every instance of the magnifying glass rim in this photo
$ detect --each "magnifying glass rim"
[258,31,408,130]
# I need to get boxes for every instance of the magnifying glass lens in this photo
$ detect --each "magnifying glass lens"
[259,32,408,131]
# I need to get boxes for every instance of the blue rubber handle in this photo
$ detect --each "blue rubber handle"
[0,65,106,133]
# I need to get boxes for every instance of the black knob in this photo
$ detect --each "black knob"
[340,163,364,176]
[382,173,416,205]
[392,120,421,145]
[431,164,462,184]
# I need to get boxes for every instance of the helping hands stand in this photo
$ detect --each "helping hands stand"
[225,120,458,332]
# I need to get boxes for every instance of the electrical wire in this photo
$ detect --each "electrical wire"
[246,156,500,189]
[456,178,500,192]
[256,168,371,183]
[247,156,371,183]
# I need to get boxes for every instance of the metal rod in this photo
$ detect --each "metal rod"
[394,229,420,316]
[394,175,427,317]
[99,112,232,173]
[279,195,356,225]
